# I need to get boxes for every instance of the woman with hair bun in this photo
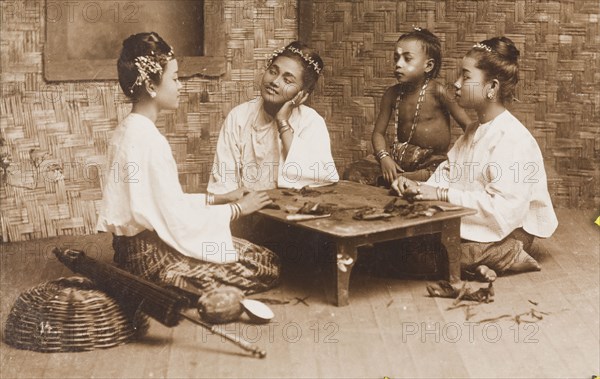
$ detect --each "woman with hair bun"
[97,32,280,298]
[393,37,558,282]
[208,41,339,193]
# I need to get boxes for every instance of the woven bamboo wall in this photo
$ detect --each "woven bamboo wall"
[306,0,599,209]
[1,0,599,242]
[0,0,297,242]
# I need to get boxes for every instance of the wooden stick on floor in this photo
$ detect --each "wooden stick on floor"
[53,248,266,358]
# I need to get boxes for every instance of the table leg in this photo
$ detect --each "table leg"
[440,218,462,284]
[333,240,358,307]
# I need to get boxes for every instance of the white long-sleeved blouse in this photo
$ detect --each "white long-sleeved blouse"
[207,98,339,193]
[96,113,238,264]
[426,110,558,242]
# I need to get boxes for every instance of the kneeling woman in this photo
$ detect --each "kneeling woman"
[393,37,558,281]
[96,32,280,297]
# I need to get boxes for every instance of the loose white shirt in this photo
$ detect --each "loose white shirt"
[427,110,558,242]
[96,113,237,263]
[208,98,339,193]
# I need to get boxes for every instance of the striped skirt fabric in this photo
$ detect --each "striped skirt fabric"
[112,230,280,297]
[460,228,535,273]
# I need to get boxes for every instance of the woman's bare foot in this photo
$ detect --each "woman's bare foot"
[475,265,497,282]
[508,250,541,272]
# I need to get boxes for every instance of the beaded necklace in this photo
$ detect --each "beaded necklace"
[394,77,430,163]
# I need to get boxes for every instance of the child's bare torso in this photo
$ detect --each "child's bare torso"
[393,83,451,153]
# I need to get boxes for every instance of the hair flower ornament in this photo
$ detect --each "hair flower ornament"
[129,49,174,94]
[265,46,322,75]
[286,46,322,74]
[265,47,285,68]
[473,43,493,53]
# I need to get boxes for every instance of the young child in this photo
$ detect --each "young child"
[346,28,471,185]
[393,37,558,282]
[96,32,280,297]
[208,41,338,193]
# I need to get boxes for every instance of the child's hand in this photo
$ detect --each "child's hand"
[380,156,402,184]
[236,191,273,216]
[275,90,310,124]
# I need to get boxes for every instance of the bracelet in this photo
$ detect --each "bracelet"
[278,125,293,136]
[234,202,243,218]
[206,192,215,206]
[375,149,391,162]
[230,202,242,221]
[229,204,235,221]
[277,119,294,137]
[277,119,291,130]
[228,204,234,221]
[441,187,449,202]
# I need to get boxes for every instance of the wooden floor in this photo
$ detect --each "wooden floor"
[1,209,598,378]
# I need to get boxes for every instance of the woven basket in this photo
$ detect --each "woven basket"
[4,276,149,352]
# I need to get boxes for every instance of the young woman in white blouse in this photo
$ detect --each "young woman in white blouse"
[207,41,339,193]
[96,32,280,297]
[393,37,558,282]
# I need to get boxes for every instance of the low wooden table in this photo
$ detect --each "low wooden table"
[257,181,476,306]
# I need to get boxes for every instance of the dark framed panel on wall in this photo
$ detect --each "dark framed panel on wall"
[298,0,313,45]
[44,0,225,81]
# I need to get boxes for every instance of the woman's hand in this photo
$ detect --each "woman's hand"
[223,187,248,203]
[236,191,273,216]
[391,177,438,201]
[409,183,437,201]
[212,187,248,205]
[391,176,417,197]
[275,90,310,124]
[380,156,402,184]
